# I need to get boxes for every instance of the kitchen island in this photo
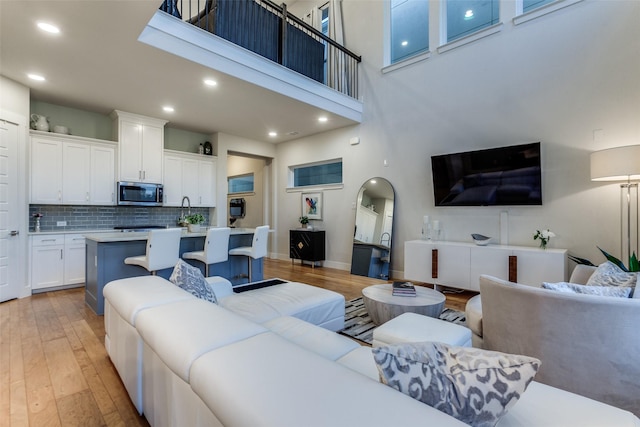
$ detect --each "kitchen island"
[84,228,262,315]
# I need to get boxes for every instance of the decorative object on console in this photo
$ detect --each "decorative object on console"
[302,192,322,220]
[533,229,555,249]
[471,233,491,246]
[298,216,309,228]
[372,341,540,427]
[33,212,43,232]
[591,145,640,266]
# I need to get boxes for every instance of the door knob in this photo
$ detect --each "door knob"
[10,230,19,236]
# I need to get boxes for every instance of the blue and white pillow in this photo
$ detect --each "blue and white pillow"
[373,342,540,427]
[542,281,632,298]
[585,261,637,297]
[170,259,217,304]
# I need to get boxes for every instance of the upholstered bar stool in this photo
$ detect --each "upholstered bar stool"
[124,228,182,275]
[182,227,231,277]
[228,225,269,282]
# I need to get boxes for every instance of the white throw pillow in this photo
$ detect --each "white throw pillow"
[169,259,217,304]
[586,262,637,292]
[542,281,632,298]
[372,342,540,427]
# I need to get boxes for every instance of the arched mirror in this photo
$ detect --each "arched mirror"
[350,178,395,280]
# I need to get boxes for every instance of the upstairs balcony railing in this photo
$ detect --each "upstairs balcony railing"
[159,0,361,99]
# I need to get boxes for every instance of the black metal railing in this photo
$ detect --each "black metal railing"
[159,0,361,99]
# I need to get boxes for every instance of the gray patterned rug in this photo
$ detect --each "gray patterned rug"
[340,297,466,345]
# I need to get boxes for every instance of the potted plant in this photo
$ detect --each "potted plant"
[185,213,205,232]
[299,216,309,228]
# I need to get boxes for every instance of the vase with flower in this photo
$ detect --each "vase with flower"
[33,213,43,232]
[533,229,555,249]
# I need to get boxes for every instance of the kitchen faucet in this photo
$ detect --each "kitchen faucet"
[180,196,191,224]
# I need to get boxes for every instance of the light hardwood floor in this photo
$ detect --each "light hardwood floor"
[0,258,475,426]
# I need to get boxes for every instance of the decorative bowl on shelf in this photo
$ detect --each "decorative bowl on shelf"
[471,234,492,246]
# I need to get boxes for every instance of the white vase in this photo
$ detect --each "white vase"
[188,224,201,233]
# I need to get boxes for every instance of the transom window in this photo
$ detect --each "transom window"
[228,173,254,194]
[291,160,343,188]
[390,0,429,64]
[523,0,555,13]
[446,0,500,43]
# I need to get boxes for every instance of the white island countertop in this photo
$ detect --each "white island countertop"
[83,227,257,243]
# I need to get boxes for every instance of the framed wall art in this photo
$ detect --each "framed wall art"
[301,192,322,220]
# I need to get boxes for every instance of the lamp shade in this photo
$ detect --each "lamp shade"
[590,145,640,181]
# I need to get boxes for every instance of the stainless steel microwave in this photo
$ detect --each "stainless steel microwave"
[117,182,164,206]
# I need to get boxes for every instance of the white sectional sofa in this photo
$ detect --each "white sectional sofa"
[104,276,640,427]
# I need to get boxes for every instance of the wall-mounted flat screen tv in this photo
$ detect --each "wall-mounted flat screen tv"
[431,142,542,206]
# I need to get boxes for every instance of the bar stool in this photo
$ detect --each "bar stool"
[228,225,269,282]
[182,227,231,277]
[124,228,182,275]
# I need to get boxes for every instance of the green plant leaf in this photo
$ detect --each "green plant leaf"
[629,252,640,272]
[597,246,629,272]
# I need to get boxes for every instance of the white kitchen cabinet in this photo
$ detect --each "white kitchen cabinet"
[30,233,86,291]
[163,150,217,207]
[30,131,116,205]
[355,207,377,243]
[31,136,63,204]
[62,142,91,204]
[404,240,567,292]
[90,145,116,204]
[31,235,65,290]
[112,110,166,183]
[64,234,86,285]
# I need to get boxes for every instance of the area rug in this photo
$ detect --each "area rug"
[340,297,466,345]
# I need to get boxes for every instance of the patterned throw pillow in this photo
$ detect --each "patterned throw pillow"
[586,262,637,293]
[169,259,217,304]
[372,342,540,427]
[542,281,632,298]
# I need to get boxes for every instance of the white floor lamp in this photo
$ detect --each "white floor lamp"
[591,145,640,264]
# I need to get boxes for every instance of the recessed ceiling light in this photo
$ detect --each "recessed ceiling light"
[318,116,328,123]
[401,40,408,46]
[268,131,278,137]
[163,106,174,113]
[37,22,60,34]
[204,79,217,87]
[28,73,45,81]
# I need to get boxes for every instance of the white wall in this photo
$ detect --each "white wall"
[274,0,640,277]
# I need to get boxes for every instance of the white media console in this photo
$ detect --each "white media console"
[404,240,567,292]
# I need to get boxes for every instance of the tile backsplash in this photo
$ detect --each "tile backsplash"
[29,205,211,232]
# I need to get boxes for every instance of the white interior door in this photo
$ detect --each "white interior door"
[0,119,19,302]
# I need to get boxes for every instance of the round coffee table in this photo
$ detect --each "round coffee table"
[362,283,446,325]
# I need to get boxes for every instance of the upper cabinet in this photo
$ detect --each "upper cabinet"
[111,110,167,183]
[30,131,116,205]
[163,150,217,207]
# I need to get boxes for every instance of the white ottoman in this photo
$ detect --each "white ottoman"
[372,312,472,348]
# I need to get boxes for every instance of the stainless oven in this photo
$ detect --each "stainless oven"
[117,182,163,206]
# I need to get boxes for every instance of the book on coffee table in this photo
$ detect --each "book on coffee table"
[392,281,416,297]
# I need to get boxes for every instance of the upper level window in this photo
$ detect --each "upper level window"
[291,160,343,188]
[390,0,429,64]
[446,0,499,43]
[523,0,555,13]
[228,173,254,194]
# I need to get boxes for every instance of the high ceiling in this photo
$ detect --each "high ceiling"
[0,0,356,143]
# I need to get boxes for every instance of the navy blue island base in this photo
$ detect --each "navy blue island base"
[84,230,262,315]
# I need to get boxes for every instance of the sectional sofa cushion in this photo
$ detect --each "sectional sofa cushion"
[218,281,345,330]
[170,259,217,303]
[135,298,267,382]
[373,342,540,427]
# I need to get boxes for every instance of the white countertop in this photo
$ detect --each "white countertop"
[83,227,256,243]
